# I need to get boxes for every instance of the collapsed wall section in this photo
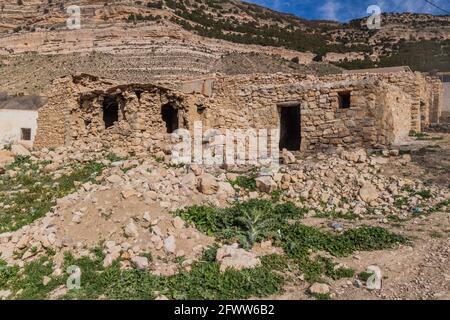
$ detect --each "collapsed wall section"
[34,75,197,154]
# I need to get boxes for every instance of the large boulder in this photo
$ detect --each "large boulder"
[216,243,261,272]
[198,173,219,195]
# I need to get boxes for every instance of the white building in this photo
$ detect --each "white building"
[0,93,45,148]
[438,73,450,121]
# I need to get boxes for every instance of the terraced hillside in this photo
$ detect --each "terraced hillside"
[0,0,449,95]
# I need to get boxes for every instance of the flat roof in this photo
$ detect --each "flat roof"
[0,93,47,111]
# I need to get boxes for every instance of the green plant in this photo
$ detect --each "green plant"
[201,245,219,262]
[106,152,126,162]
[358,271,374,282]
[0,160,105,232]
[310,292,331,300]
[281,224,406,258]
[237,207,276,249]
[58,249,284,300]
[270,189,283,202]
[314,210,358,220]
[175,199,306,244]
[0,255,63,299]
[429,231,443,238]
[153,155,165,163]
[428,198,450,214]
[415,190,432,200]
[229,174,257,191]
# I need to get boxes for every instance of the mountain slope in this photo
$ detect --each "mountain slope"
[0,0,449,96]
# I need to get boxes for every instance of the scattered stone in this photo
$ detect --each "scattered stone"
[0,150,14,167]
[16,234,30,250]
[107,175,123,184]
[255,176,277,193]
[143,212,151,222]
[172,217,185,229]
[0,290,12,299]
[121,188,138,199]
[163,235,177,254]
[359,183,379,203]
[131,256,149,270]
[198,173,219,195]
[330,222,344,232]
[281,150,296,164]
[181,173,197,189]
[43,276,51,286]
[124,222,139,238]
[309,283,330,295]
[11,144,31,157]
[216,243,261,272]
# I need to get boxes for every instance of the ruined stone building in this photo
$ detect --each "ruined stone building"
[31,69,443,157]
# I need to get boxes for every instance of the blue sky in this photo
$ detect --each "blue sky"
[247,0,450,22]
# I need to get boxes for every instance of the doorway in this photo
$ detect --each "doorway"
[161,103,179,133]
[278,103,301,151]
[102,96,119,129]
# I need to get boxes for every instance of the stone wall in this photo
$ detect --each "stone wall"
[34,74,204,154]
[430,78,443,124]
[34,71,442,154]
[199,73,416,152]
[33,77,75,149]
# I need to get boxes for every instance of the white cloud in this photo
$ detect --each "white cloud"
[318,0,342,20]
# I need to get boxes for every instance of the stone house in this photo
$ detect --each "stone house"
[32,70,443,157]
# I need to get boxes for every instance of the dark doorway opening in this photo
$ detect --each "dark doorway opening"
[161,103,179,133]
[338,91,351,109]
[279,103,301,151]
[102,96,119,128]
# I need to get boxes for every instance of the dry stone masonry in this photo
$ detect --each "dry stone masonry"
[34,70,443,158]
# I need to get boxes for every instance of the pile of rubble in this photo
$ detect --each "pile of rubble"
[0,145,449,277]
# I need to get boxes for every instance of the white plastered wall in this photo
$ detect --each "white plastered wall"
[0,109,38,147]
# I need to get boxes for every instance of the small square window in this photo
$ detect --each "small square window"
[21,128,31,141]
[338,91,351,109]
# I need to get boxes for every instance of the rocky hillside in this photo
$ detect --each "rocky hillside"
[0,0,449,94]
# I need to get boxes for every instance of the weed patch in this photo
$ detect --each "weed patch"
[175,200,306,248]
[0,158,105,232]
[59,249,284,300]
[0,255,63,300]
[229,174,257,191]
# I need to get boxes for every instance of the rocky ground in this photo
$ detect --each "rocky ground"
[0,133,449,300]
